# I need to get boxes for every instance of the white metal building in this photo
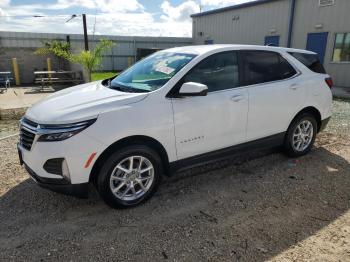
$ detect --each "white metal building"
[192,0,350,87]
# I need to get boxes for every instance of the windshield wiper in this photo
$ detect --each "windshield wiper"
[109,82,150,93]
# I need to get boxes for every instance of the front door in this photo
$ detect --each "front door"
[171,51,248,160]
[265,36,280,46]
[306,32,329,63]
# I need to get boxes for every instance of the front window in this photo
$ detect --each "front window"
[110,52,196,92]
[183,51,240,92]
[332,33,350,62]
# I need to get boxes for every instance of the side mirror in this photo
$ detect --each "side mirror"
[178,82,208,97]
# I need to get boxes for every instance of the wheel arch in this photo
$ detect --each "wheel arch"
[288,106,322,133]
[90,135,171,184]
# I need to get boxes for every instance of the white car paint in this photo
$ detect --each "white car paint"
[19,44,333,186]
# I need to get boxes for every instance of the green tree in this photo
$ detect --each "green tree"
[35,40,71,70]
[35,39,115,82]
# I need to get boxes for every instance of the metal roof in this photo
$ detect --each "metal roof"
[191,0,282,18]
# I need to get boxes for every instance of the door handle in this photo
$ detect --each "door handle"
[289,83,300,90]
[231,94,244,102]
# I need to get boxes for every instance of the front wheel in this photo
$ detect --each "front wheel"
[97,145,163,208]
[284,113,317,157]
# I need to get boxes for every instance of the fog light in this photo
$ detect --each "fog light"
[61,159,71,181]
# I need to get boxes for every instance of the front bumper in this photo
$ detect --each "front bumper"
[18,128,105,184]
[24,163,89,198]
[17,129,106,198]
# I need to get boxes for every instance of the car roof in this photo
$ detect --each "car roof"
[162,44,316,56]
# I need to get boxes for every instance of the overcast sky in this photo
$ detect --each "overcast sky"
[0,0,253,37]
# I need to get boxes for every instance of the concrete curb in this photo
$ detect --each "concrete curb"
[0,133,19,141]
[332,86,350,101]
[333,95,350,101]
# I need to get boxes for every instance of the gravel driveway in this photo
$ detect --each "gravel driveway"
[1,131,350,261]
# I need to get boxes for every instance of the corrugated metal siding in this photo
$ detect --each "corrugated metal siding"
[0,31,192,83]
[0,32,191,56]
[292,0,350,87]
[193,0,290,46]
[193,0,350,87]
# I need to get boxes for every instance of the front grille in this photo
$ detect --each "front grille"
[19,118,38,151]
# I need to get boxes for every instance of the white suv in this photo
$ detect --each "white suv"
[18,45,333,208]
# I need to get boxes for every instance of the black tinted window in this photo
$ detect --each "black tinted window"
[243,51,297,85]
[183,52,240,92]
[289,52,326,74]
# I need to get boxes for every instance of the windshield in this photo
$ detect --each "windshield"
[109,52,196,92]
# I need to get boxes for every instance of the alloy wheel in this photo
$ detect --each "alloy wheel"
[109,156,154,201]
[292,120,314,152]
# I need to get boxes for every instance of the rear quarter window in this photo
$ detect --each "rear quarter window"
[243,50,297,86]
[288,52,326,74]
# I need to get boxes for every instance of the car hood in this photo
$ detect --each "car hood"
[25,81,148,124]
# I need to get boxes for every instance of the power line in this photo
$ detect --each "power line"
[0,14,82,18]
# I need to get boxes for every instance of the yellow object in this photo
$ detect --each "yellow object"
[47,58,52,83]
[12,58,20,86]
[127,57,135,67]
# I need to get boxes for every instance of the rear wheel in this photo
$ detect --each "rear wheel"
[284,113,317,157]
[97,145,162,208]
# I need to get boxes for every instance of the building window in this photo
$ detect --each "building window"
[332,33,350,62]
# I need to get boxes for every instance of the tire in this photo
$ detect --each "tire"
[284,113,318,157]
[97,145,163,209]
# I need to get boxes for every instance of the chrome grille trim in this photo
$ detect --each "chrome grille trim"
[19,118,38,151]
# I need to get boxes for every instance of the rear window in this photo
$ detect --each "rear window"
[289,52,326,74]
[243,51,297,85]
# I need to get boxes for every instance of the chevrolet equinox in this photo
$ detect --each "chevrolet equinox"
[18,45,333,208]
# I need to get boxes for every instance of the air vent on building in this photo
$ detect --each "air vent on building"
[319,0,335,7]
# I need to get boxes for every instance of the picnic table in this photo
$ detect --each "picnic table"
[34,70,83,90]
[0,71,12,92]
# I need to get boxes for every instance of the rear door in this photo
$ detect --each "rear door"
[171,51,249,160]
[242,50,304,141]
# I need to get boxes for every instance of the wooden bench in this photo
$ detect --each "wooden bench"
[34,71,84,90]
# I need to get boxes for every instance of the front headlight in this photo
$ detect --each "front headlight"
[37,119,97,142]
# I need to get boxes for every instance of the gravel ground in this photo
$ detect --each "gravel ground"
[1,100,350,261]
[0,130,350,261]
[326,99,350,135]
[0,120,18,139]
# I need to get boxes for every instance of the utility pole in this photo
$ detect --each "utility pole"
[82,14,89,51]
[66,14,89,50]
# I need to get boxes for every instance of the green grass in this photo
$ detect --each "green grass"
[91,72,118,81]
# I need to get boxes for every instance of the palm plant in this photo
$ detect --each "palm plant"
[35,39,115,82]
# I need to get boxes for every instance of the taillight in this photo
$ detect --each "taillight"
[325,77,333,89]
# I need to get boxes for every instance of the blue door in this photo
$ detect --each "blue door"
[265,36,280,46]
[306,32,328,63]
